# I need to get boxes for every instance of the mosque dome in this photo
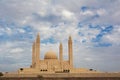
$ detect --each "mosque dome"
[44,50,58,59]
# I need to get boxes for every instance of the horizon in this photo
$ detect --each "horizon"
[0,0,120,72]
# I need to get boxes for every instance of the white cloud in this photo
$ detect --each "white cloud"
[103,25,120,45]
[80,10,94,16]
[6,27,12,35]
[18,29,25,33]
[84,58,93,61]
[97,8,106,16]
[0,0,120,72]
[61,9,75,20]
[10,48,24,53]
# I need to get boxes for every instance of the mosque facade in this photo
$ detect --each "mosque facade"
[18,34,97,74]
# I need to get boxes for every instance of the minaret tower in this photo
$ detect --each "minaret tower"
[32,42,36,68]
[35,33,40,68]
[32,33,40,68]
[59,43,63,61]
[68,36,73,67]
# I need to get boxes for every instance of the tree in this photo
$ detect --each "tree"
[0,72,3,77]
[89,69,93,71]
[37,75,44,80]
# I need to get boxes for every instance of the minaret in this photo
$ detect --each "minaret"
[68,36,73,67]
[59,43,63,61]
[35,33,40,68]
[32,42,36,68]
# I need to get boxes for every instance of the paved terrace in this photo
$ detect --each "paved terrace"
[2,73,120,77]
[1,73,120,80]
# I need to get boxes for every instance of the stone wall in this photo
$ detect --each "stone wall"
[0,77,120,80]
[2,73,120,80]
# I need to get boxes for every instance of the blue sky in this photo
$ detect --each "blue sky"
[0,0,120,72]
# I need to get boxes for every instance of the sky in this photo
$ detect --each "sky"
[0,0,120,72]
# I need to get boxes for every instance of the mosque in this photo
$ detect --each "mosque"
[18,34,97,74]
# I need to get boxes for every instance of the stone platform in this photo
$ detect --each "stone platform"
[1,73,120,80]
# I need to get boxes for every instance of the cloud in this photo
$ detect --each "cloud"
[61,9,75,20]
[10,48,24,53]
[0,0,120,72]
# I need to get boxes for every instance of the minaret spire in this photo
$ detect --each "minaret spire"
[68,35,73,67]
[59,42,63,61]
[35,33,40,68]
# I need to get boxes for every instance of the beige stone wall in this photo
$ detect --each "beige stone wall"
[4,72,120,78]
[18,68,39,74]
[70,68,99,73]
[38,60,71,72]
